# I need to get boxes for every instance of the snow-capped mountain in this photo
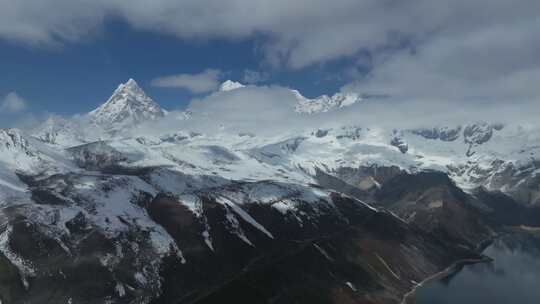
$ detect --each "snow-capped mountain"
[293,90,362,114]
[89,79,165,132]
[26,80,540,206]
[32,79,165,145]
[217,79,362,113]
[2,79,540,303]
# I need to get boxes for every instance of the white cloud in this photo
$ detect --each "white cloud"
[151,69,222,93]
[1,92,28,113]
[2,0,540,110]
[4,1,538,68]
[132,85,305,137]
[343,17,540,103]
[132,84,540,141]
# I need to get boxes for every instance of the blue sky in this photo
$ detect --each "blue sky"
[0,20,353,117]
[1,1,539,127]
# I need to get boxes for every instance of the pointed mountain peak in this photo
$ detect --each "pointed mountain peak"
[112,78,145,96]
[219,80,245,92]
[122,78,143,92]
[89,79,165,130]
[125,78,138,86]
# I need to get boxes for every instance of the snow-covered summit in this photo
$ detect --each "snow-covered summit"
[217,80,364,114]
[217,80,363,114]
[20,78,540,207]
[294,90,362,114]
[89,79,165,131]
[219,80,246,92]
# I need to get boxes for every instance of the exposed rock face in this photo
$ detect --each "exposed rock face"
[2,79,540,304]
[390,136,408,154]
[0,166,485,304]
[67,141,127,170]
[316,168,489,243]
[375,171,493,246]
[410,123,499,145]
[175,203,478,304]
[1,132,500,304]
[411,126,462,142]
[314,129,330,138]
[0,171,173,304]
[464,122,494,145]
[0,129,34,156]
[0,129,536,304]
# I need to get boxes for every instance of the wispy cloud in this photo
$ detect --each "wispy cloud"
[131,83,540,140]
[151,69,222,93]
[2,0,540,115]
[4,1,538,69]
[1,92,27,113]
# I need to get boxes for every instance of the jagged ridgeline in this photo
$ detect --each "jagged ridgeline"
[0,79,539,303]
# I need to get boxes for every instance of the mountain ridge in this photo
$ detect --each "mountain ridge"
[1,78,539,303]
[22,79,540,206]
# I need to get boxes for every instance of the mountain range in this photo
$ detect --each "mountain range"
[0,79,539,304]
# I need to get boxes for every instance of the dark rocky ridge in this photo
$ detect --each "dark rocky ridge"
[0,166,487,304]
[2,125,538,303]
[150,192,480,304]
[2,79,538,304]
[316,165,540,246]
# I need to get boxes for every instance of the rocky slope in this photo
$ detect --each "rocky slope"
[0,79,539,303]
[0,160,482,304]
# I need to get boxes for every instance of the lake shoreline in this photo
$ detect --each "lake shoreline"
[400,239,495,304]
